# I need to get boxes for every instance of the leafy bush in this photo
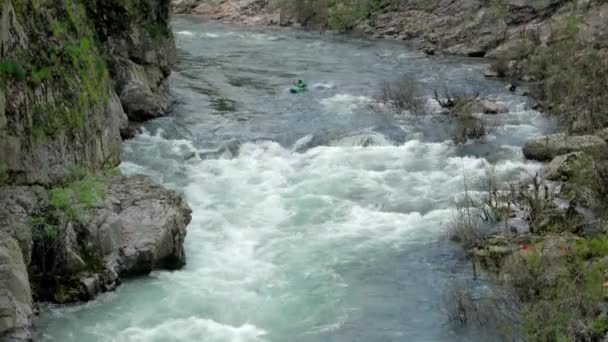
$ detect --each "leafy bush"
[526,14,608,134]
[0,58,26,82]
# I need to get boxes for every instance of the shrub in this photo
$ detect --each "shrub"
[0,58,26,82]
[379,75,426,116]
[490,58,510,78]
[526,13,608,134]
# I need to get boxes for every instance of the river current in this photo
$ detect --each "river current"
[40,16,554,342]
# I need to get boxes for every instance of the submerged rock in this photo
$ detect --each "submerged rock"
[199,138,242,159]
[477,99,509,114]
[523,134,608,161]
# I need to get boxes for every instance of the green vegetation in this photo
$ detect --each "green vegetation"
[511,236,608,341]
[4,0,114,139]
[31,173,107,239]
[28,170,109,301]
[271,0,398,31]
[0,58,26,82]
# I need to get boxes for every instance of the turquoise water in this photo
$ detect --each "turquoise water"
[39,17,553,342]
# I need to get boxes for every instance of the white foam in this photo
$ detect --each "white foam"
[116,317,267,342]
[42,137,543,341]
[328,132,393,147]
[312,82,335,90]
[291,134,315,152]
[176,30,194,36]
[320,94,373,114]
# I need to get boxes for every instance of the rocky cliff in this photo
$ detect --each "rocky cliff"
[0,0,191,340]
[0,0,176,185]
[174,0,608,57]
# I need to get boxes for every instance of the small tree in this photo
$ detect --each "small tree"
[379,75,426,117]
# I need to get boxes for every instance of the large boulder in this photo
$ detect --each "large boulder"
[477,99,509,114]
[523,134,608,161]
[59,175,191,300]
[485,38,537,60]
[103,175,192,275]
[545,152,585,181]
[0,173,192,328]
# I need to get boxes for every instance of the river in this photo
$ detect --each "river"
[39,16,554,341]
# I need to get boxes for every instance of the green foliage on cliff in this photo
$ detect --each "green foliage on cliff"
[47,174,107,221]
[82,0,171,41]
[0,58,26,82]
[5,0,112,138]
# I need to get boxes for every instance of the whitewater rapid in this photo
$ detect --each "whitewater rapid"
[40,17,554,342]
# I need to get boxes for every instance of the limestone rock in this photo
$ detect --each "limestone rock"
[486,38,537,60]
[596,127,608,142]
[545,152,585,181]
[523,134,608,161]
[0,232,32,341]
[104,175,191,274]
[478,99,509,114]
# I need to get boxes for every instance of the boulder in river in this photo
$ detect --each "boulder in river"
[545,152,585,181]
[477,99,508,114]
[104,175,192,275]
[523,134,608,161]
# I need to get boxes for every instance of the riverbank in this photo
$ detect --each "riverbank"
[0,0,191,339]
[38,17,552,341]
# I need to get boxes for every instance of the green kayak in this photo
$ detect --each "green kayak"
[290,80,308,94]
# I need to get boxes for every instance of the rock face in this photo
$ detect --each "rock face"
[0,232,32,341]
[102,175,191,275]
[523,134,608,161]
[85,0,177,121]
[0,186,38,340]
[0,175,191,339]
[176,0,608,60]
[0,0,184,339]
[0,0,176,185]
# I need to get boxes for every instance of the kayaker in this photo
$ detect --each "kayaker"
[290,80,308,94]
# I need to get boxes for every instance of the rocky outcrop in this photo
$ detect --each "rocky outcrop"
[523,134,608,161]
[0,232,32,341]
[0,0,128,185]
[476,99,508,114]
[176,0,608,60]
[101,175,191,275]
[0,0,176,185]
[545,152,585,181]
[0,0,186,339]
[85,0,177,121]
[0,175,191,339]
